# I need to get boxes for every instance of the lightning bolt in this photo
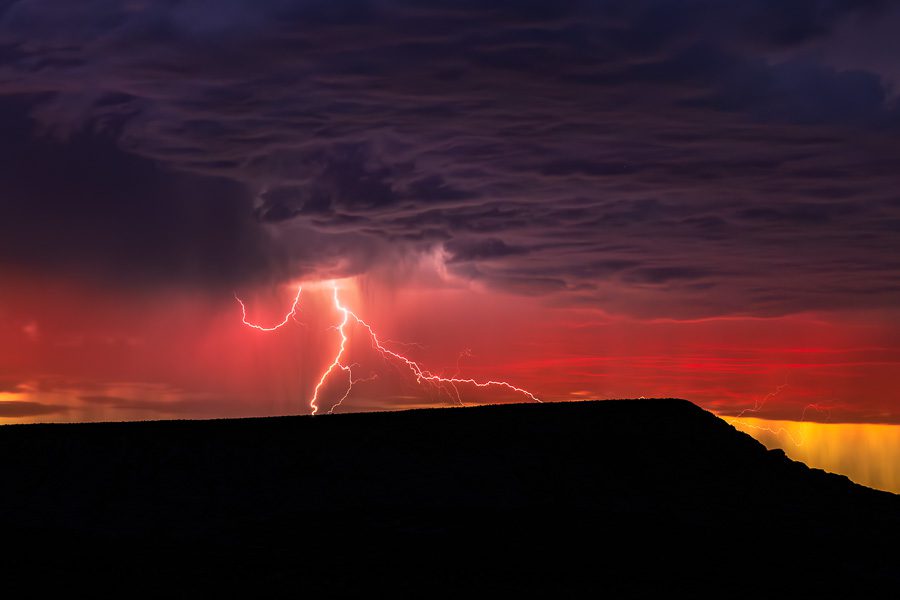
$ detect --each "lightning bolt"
[345,294,541,408]
[235,286,302,331]
[733,383,787,419]
[723,385,803,444]
[236,283,540,414]
[729,417,805,447]
[724,385,833,447]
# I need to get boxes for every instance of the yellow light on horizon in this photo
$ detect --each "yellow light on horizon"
[726,416,900,494]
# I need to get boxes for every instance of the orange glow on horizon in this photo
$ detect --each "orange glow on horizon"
[727,416,900,494]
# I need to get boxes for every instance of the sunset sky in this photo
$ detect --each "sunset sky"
[1,2,899,488]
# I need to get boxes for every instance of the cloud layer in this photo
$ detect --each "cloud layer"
[1,1,899,316]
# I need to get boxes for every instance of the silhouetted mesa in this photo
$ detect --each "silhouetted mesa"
[2,400,897,596]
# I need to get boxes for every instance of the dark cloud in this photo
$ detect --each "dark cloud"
[0,95,282,291]
[689,57,897,127]
[1,1,899,315]
[79,395,133,406]
[77,393,260,417]
[444,238,529,263]
[0,400,67,417]
[79,394,201,413]
[0,380,23,393]
[626,266,715,285]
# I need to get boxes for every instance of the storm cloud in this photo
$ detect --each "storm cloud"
[1,0,899,316]
[0,400,66,417]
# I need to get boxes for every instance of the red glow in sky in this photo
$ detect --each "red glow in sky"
[2,271,898,425]
[237,283,540,415]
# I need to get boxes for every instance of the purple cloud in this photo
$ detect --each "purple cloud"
[0,1,898,316]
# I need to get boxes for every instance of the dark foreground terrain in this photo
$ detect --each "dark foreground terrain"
[1,399,897,596]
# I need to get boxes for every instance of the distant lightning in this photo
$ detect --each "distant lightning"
[729,417,805,447]
[236,283,540,414]
[235,286,302,331]
[724,385,833,447]
[800,403,832,422]
[723,384,804,444]
[733,383,787,419]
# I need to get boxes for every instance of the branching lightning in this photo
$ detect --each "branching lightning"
[235,286,302,331]
[236,284,540,414]
[724,384,834,447]
[732,384,787,419]
[309,285,353,416]
[723,384,803,444]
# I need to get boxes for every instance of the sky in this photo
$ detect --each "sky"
[2,0,900,450]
